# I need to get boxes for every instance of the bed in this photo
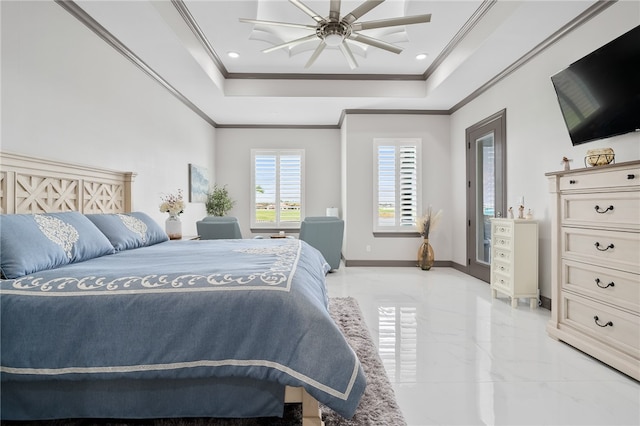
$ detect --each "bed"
[0,152,366,425]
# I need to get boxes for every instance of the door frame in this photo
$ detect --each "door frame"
[465,109,507,283]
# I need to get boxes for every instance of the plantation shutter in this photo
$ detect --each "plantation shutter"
[399,145,418,227]
[377,146,396,227]
[254,154,277,225]
[252,149,304,228]
[374,139,421,233]
[279,154,302,224]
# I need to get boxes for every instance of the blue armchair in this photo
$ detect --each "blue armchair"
[196,216,242,240]
[299,216,344,270]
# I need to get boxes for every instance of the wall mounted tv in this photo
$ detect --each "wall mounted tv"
[550,25,640,146]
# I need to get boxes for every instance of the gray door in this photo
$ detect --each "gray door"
[466,110,506,283]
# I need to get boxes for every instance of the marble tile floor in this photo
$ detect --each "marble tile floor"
[325,266,640,426]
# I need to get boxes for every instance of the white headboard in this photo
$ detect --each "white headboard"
[0,152,135,214]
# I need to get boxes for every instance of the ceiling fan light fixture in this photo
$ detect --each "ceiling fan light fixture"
[324,33,344,47]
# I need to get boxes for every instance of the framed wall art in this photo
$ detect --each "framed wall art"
[188,163,209,203]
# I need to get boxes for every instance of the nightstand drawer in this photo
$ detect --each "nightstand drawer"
[562,227,640,274]
[561,293,640,356]
[562,192,640,231]
[559,166,640,191]
[563,259,640,313]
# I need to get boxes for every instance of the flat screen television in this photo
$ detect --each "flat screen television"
[550,25,640,146]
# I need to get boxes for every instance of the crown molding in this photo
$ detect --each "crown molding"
[171,0,229,79]
[422,0,497,81]
[449,0,616,113]
[56,0,616,128]
[55,0,218,128]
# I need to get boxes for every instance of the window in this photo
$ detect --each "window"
[374,139,422,233]
[251,149,304,229]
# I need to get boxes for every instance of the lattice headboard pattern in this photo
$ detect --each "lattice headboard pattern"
[0,152,135,214]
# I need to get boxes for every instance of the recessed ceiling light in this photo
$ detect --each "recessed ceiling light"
[415,53,428,60]
[227,51,240,59]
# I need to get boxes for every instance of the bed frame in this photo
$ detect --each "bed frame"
[0,151,325,426]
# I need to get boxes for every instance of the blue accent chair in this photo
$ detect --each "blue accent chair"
[196,216,243,240]
[299,216,344,270]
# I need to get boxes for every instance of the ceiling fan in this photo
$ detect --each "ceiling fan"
[240,0,431,69]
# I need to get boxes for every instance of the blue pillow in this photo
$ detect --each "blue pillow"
[85,212,168,251]
[0,212,115,279]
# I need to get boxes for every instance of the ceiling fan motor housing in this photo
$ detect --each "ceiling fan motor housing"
[317,21,351,46]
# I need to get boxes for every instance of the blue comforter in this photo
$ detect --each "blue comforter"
[0,239,366,419]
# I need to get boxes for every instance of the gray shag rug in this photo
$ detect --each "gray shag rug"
[4,297,406,426]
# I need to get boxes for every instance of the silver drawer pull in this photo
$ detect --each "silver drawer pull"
[594,242,614,251]
[593,316,613,328]
[594,205,614,214]
[595,278,614,289]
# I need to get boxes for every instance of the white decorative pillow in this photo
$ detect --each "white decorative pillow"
[85,212,168,251]
[0,212,115,279]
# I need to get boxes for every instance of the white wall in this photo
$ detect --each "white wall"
[214,128,341,238]
[450,1,640,299]
[343,113,452,262]
[1,1,216,236]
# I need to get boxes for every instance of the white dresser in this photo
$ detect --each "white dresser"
[490,218,539,308]
[546,160,640,381]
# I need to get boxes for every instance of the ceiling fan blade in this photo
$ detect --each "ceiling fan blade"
[349,32,402,54]
[262,34,319,53]
[289,0,325,23]
[329,0,341,22]
[342,0,385,25]
[305,42,327,68]
[239,18,316,30]
[352,14,431,31]
[339,41,358,69]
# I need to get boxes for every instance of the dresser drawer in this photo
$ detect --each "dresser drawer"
[493,247,512,264]
[559,166,640,191]
[493,259,511,276]
[560,293,639,356]
[562,227,640,274]
[562,192,640,231]
[491,271,512,294]
[492,220,512,237]
[562,259,640,313]
[493,235,512,251]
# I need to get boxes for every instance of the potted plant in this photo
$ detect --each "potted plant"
[206,184,235,216]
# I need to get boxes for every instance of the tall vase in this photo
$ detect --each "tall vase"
[165,214,182,240]
[417,238,434,270]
